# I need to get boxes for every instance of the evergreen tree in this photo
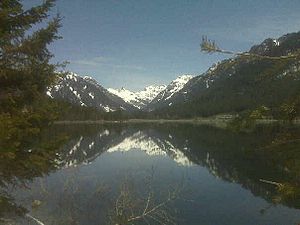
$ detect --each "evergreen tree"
[0,0,62,150]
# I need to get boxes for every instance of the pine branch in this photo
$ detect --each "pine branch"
[200,36,299,60]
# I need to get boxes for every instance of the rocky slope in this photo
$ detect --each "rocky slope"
[146,75,194,110]
[47,72,135,112]
[47,73,193,112]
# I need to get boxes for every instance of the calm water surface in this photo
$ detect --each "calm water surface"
[1,124,300,225]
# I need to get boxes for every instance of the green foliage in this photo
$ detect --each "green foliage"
[49,99,130,121]
[249,106,271,119]
[279,95,300,121]
[51,100,105,121]
[0,0,62,151]
[0,0,61,110]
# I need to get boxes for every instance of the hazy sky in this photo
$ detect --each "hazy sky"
[25,0,300,90]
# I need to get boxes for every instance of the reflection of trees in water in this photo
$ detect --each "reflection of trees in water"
[0,124,124,222]
[0,133,66,222]
[1,123,300,223]
[145,123,300,209]
[0,124,153,223]
[53,123,300,210]
[27,170,182,225]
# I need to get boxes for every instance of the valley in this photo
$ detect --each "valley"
[45,32,300,122]
[1,1,300,224]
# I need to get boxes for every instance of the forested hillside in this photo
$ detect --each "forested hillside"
[1,0,300,139]
[153,32,300,120]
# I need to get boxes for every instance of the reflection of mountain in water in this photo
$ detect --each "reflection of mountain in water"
[1,123,299,223]
[56,128,131,168]
[107,131,193,166]
[56,127,193,168]
[54,124,300,210]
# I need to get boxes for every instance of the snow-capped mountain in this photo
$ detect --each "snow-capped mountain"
[146,75,194,110]
[47,72,195,112]
[150,31,300,117]
[108,85,166,109]
[47,72,135,112]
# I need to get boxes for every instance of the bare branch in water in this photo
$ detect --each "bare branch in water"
[25,214,45,225]
[259,179,283,188]
[111,175,183,225]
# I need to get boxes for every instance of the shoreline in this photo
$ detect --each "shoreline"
[53,118,300,128]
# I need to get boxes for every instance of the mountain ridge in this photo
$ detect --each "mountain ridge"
[153,31,300,118]
[47,72,136,112]
[48,73,194,112]
[47,31,300,119]
[108,85,166,109]
[146,75,194,111]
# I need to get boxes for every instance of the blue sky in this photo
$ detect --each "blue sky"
[25,0,300,90]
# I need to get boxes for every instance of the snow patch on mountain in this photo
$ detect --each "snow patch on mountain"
[273,39,280,46]
[47,72,134,112]
[108,88,137,104]
[108,85,166,109]
[156,75,193,102]
[168,76,192,99]
[47,72,194,111]
[146,75,194,110]
[46,90,53,98]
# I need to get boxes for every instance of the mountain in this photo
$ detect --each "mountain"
[108,85,166,109]
[47,72,135,112]
[146,75,194,110]
[46,31,300,119]
[153,32,300,118]
[47,73,193,112]
[249,32,300,56]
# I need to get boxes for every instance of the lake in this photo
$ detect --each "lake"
[1,123,300,225]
